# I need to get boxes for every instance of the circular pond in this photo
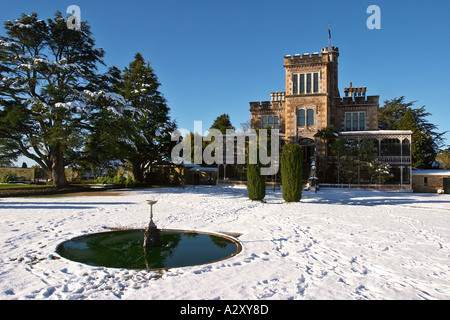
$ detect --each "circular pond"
[56,229,241,270]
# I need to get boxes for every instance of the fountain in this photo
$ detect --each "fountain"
[143,200,162,247]
[55,199,242,270]
[308,153,318,193]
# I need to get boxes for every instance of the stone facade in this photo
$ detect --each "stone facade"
[412,170,450,193]
[249,46,413,188]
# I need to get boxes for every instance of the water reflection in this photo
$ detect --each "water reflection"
[56,230,240,270]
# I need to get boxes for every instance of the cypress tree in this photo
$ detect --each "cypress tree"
[246,130,266,201]
[280,144,303,202]
[246,161,266,201]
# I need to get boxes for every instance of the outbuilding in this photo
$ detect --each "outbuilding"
[412,169,450,193]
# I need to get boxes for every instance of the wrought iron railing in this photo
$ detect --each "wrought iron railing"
[328,156,411,164]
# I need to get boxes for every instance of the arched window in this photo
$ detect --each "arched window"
[297,109,305,126]
[307,109,314,126]
[402,138,411,156]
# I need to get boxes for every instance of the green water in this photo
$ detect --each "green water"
[56,229,240,270]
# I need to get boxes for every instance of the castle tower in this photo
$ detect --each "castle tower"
[283,46,339,143]
[321,46,340,99]
[280,47,339,179]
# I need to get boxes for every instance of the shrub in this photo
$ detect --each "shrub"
[280,144,303,202]
[246,162,266,201]
[1,172,16,183]
[125,176,137,187]
[112,174,126,185]
[95,173,136,187]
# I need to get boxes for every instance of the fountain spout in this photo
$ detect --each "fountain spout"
[308,153,318,193]
[143,200,162,247]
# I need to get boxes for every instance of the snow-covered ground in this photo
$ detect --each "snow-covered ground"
[0,185,449,300]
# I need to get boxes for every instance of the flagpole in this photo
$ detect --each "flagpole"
[328,22,331,48]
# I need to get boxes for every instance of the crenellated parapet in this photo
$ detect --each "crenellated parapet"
[249,101,271,110]
[284,46,339,67]
[284,52,325,65]
[336,95,379,107]
[250,92,286,112]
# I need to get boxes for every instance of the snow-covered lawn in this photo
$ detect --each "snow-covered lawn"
[0,185,449,300]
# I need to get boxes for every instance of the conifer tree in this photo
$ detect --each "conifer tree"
[246,130,266,201]
[210,114,234,134]
[86,53,176,183]
[280,144,303,202]
[379,97,445,168]
[436,150,450,169]
[0,12,119,187]
[246,161,266,201]
[396,108,435,168]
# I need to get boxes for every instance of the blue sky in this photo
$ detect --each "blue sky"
[1,0,450,165]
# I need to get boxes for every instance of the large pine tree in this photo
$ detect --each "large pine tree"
[86,53,176,183]
[119,53,176,182]
[0,12,119,187]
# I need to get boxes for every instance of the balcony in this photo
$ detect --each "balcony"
[327,156,411,165]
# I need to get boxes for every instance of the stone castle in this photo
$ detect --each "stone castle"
[249,46,413,189]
